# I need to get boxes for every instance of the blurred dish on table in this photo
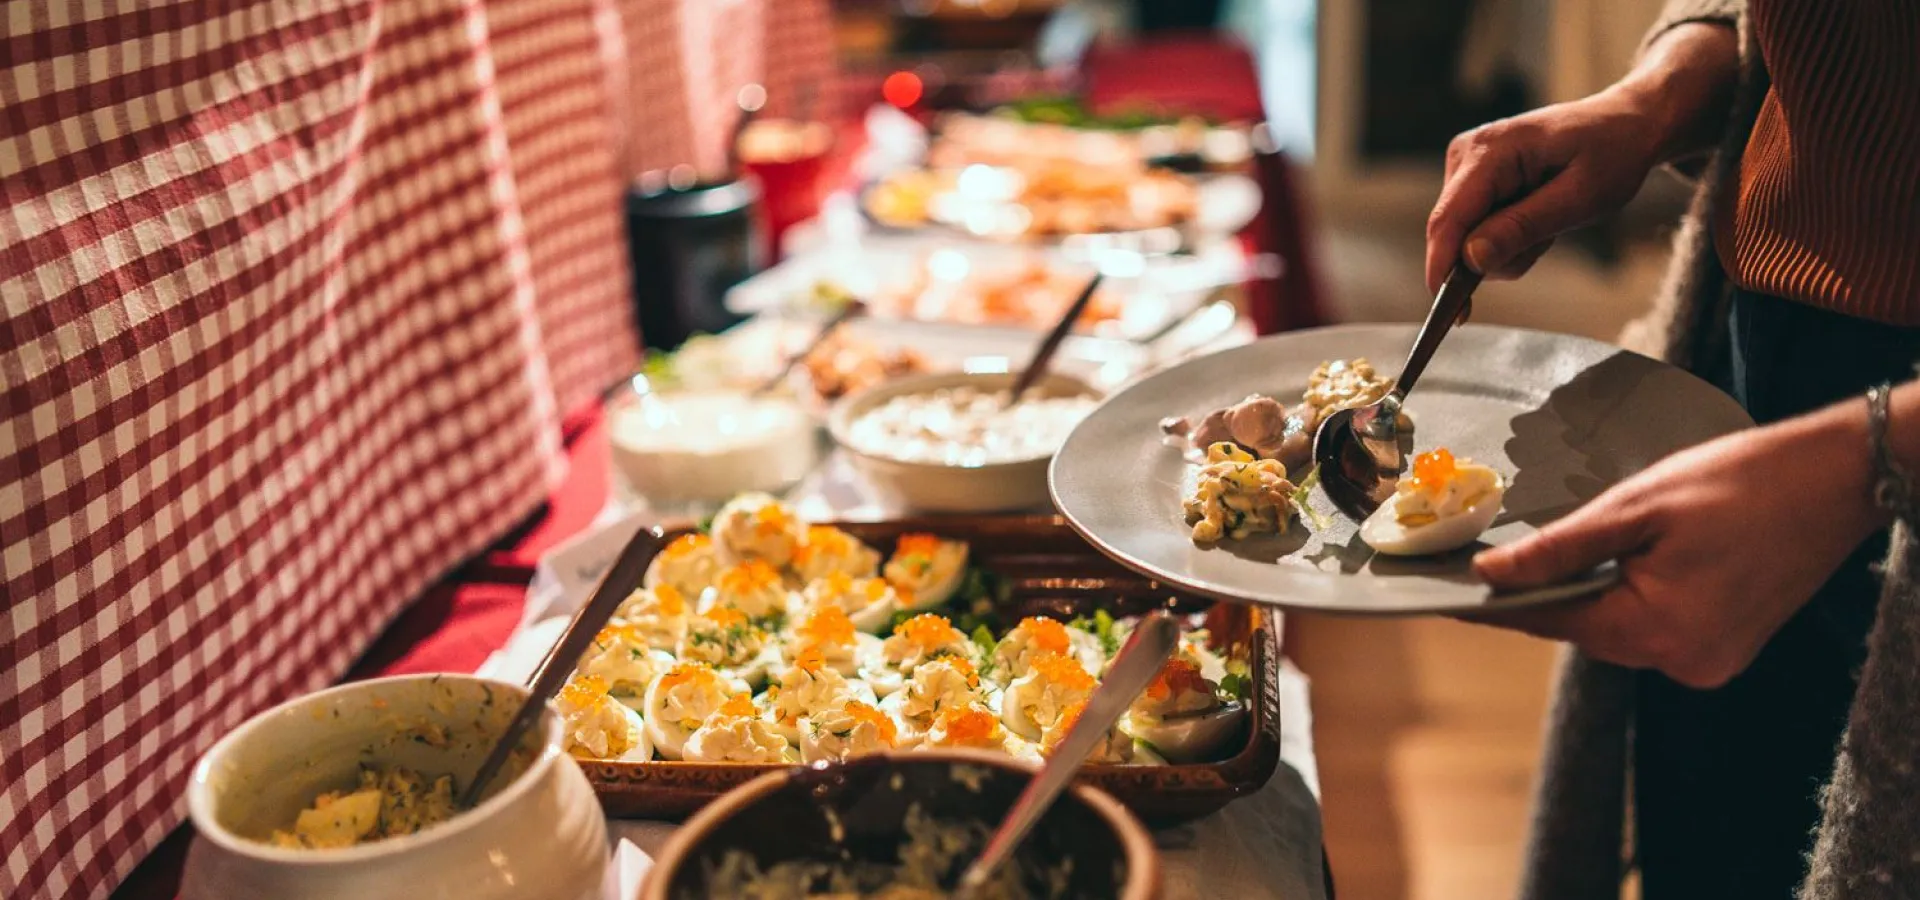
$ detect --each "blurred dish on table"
[606,382,820,507]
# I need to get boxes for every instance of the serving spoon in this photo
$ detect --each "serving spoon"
[1311,262,1481,522]
[1003,273,1104,407]
[752,298,868,396]
[955,610,1181,896]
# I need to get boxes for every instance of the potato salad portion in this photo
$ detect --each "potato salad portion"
[1183,442,1301,543]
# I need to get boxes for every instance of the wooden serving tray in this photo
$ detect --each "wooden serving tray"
[580,515,1283,826]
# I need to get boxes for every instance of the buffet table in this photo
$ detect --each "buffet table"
[479,416,1328,899]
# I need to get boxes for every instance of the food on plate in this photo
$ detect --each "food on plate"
[683,694,794,764]
[924,705,1012,753]
[991,616,1103,682]
[798,329,928,402]
[882,533,970,610]
[1041,698,1136,765]
[864,170,940,228]
[556,675,651,762]
[1160,357,1402,474]
[1300,358,1396,429]
[268,765,459,849]
[845,385,1100,468]
[711,494,806,568]
[708,803,1049,900]
[1359,447,1505,556]
[577,624,678,707]
[799,699,900,763]
[644,534,724,602]
[800,571,903,634]
[612,584,691,651]
[1184,442,1302,543]
[558,494,1254,769]
[791,525,883,584]
[866,158,1199,240]
[883,656,986,738]
[1125,658,1247,765]
[643,663,738,760]
[678,606,775,688]
[1000,652,1097,741]
[703,559,794,627]
[787,603,885,678]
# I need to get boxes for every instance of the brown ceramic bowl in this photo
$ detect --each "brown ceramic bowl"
[641,750,1161,899]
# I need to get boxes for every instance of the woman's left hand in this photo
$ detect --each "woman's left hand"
[1466,401,1887,688]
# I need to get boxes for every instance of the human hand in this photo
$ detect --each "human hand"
[1423,23,1739,293]
[1464,404,1886,689]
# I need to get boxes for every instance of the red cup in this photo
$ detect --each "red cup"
[740,119,840,262]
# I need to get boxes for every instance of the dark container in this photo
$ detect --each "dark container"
[624,177,764,352]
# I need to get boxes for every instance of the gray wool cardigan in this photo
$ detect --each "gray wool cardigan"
[1522,2,1920,898]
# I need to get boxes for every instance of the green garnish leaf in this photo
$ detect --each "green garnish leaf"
[1093,609,1119,656]
[970,624,996,655]
[1291,466,1330,531]
[1218,672,1252,702]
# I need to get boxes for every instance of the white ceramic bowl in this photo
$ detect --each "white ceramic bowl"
[182,675,607,900]
[607,384,820,507]
[829,371,1101,513]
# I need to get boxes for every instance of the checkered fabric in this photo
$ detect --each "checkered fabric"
[0,0,637,896]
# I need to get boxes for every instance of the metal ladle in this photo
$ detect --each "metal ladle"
[1311,262,1481,522]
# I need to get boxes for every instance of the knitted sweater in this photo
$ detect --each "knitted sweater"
[1524,2,1920,898]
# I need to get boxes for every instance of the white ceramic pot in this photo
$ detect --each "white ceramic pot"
[829,371,1101,513]
[182,675,607,900]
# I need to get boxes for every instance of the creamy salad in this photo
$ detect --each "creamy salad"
[845,386,1098,467]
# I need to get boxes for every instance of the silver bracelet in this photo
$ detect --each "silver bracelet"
[1866,383,1917,519]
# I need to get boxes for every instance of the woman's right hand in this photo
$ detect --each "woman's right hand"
[1423,22,1740,293]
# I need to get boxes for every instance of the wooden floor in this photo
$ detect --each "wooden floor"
[1289,615,1562,900]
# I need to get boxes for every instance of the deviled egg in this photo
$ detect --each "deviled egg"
[999,652,1097,741]
[871,614,978,696]
[881,533,969,611]
[798,572,902,634]
[799,699,900,763]
[1359,448,1505,556]
[677,606,776,688]
[992,616,1104,681]
[1124,658,1247,764]
[1041,698,1137,765]
[643,663,736,760]
[790,525,882,584]
[644,533,723,600]
[555,675,652,762]
[924,705,1012,753]
[882,656,986,738]
[682,694,793,764]
[711,493,806,568]
[576,624,678,709]
[703,559,795,628]
[787,603,886,678]
[612,584,691,651]
[764,646,870,743]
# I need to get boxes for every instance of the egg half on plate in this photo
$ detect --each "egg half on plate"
[1359,448,1505,557]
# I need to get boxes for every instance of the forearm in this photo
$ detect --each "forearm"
[1610,22,1741,164]
[1759,381,1920,549]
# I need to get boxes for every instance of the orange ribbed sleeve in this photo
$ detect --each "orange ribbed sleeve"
[1716,0,1920,324]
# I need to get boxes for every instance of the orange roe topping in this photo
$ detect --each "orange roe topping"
[793,646,828,672]
[719,559,781,593]
[819,571,854,596]
[894,533,941,559]
[1045,699,1090,752]
[797,604,856,648]
[659,663,716,691]
[704,606,748,629]
[664,534,709,558]
[753,503,794,531]
[936,707,1002,746]
[1019,617,1071,656]
[793,526,846,566]
[940,656,981,688]
[719,693,755,719]
[1407,448,1458,498]
[897,613,960,650]
[1031,652,1096,692]
[1143,659,1210,701]
[843,700,898,746]
[861,578,893,603]
[653,584,687,616]
[561,676,610,706]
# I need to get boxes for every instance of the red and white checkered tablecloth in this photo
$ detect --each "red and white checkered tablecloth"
[0,0,639,896]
